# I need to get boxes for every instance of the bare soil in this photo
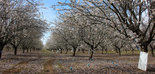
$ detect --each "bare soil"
[0,50,155,74]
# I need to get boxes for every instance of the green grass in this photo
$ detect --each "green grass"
[48,49,155,56]
[41,49,52,54]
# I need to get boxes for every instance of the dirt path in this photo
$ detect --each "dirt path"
[2,60,30,74]
[42,59,55,74]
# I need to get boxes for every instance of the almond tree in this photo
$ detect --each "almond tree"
[75,15,109,59]
[56,0,154,53]
[0,0,24,58]
[52,5,116,59]
[53,21,81,56]
[0,0,47,58]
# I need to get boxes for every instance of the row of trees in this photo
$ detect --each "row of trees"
[46,0,154,59]
[0,0,47,59]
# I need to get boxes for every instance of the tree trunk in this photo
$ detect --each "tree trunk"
[0,45,5,59]
[27,49,29,52]
[23,49,25,53]
[89,47,94,60]
[105,48,108,54]
[0,49,2,59]
[143,44,148,52]
[150,0,155,55]
[118,48,121,56]
[89,50,94,60]
[7,48,9,52]
[115,45,121,56]
[14,46,17,55]
[33,48,36,51]
[150,45,154,56]
[125,49,127,54]
[65,49,68,54]
[115,48,118,53]
[82,49,85,53]
[102,48,103,54]
[72,47,77,56]
[30,49,31,52]
[60,48,62,54]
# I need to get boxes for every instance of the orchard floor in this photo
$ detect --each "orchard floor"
[0,50,155,74]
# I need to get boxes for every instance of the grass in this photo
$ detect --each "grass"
[41,49,52,54]
[51,49,155,55]
[51,50,140,55]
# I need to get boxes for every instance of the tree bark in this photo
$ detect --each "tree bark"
[0,49,2,59]
[125,49,127,54]
[60,48,63,54]
[89,50,94,60]
[27,49,29,52]
[30,49,31,52]
[72,47,77,56]
[89,47,94,60]
[143,44,148,52]
[23,49,25,53]
[0,45,5,59]
[105,48,108,54]
[150,45,154,56]
[115,48,118,53]
[118,48,121,56]
[114,45,121,56]
[14,46,17,55]
[82,49,85,53]
[65,49,68,54]
[7,48,10,52]
[102,48,103,54]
